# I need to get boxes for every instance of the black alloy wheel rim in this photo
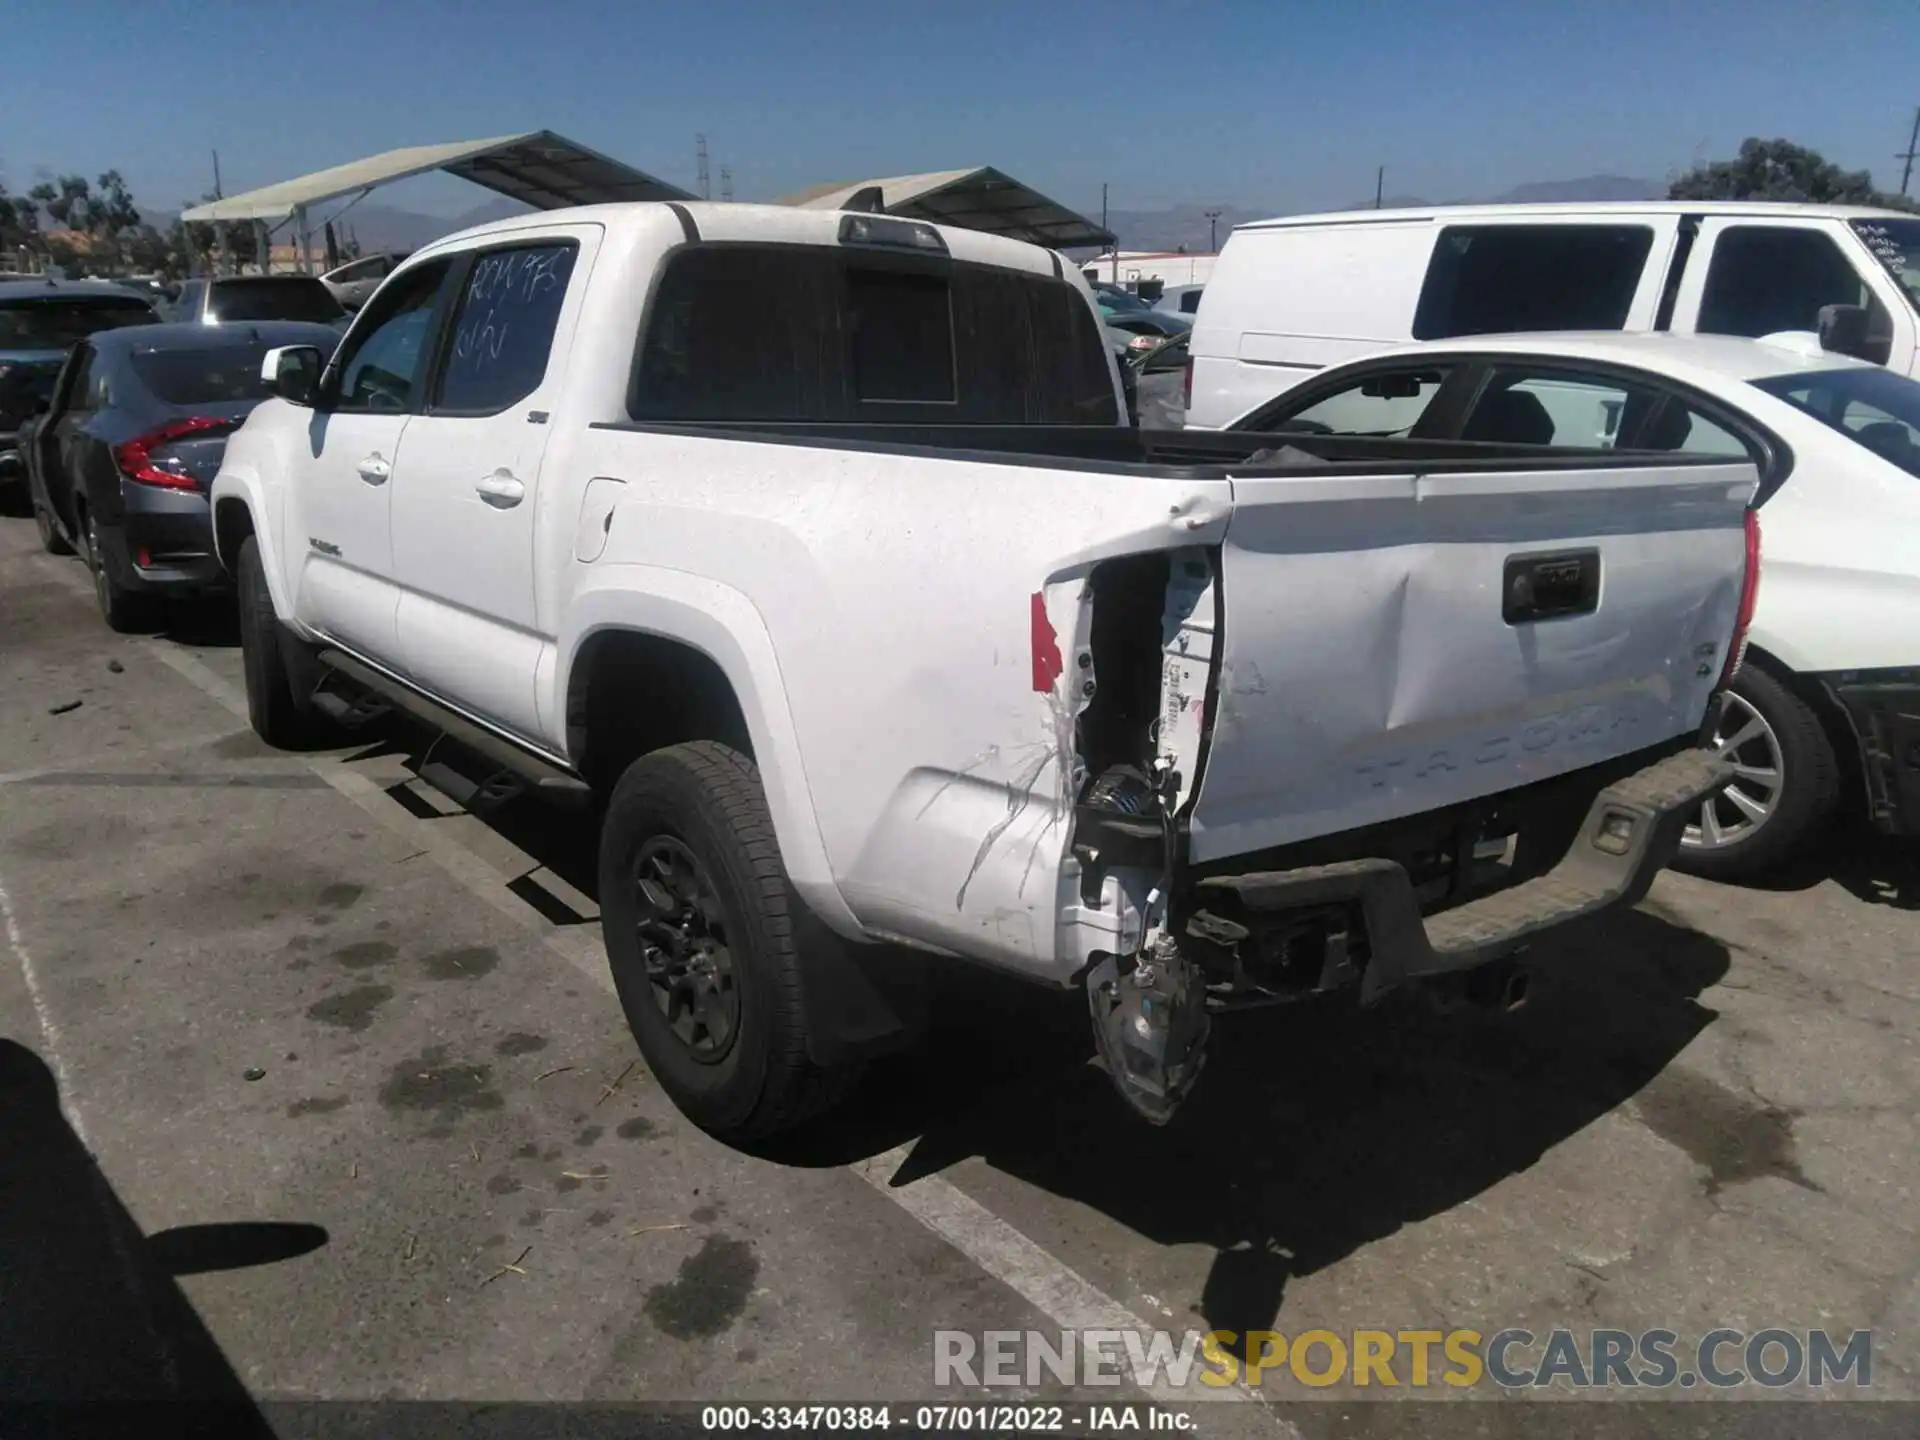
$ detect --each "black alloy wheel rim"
[631,835,740,1062]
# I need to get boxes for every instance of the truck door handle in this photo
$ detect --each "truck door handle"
[475,470,526,508]
[356,454,390,485]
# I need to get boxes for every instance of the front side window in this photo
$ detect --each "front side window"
[1753,365,1920,480]
[332,260,453,413]
[1250,364,1452,436]
[435,242,578,413]
[1849,218,1920,317]
[1415,225,1654,339]
[1699,227,1883,341]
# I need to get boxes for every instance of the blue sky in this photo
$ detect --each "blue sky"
[6,0,1920,220]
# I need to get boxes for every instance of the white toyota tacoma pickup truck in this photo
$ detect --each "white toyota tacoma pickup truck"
[211,201,1756,1141]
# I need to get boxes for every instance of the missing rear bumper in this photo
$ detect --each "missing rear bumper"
[1192,744,1731,1003]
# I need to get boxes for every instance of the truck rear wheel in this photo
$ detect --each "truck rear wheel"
[598,741,860,1142]
[1674,665,1839,883]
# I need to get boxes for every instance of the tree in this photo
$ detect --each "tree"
[0,180,40,257]
[1669,137,1919,211]
[24,170,149,273]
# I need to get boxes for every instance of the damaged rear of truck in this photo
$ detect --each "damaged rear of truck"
[577,414,1756,1133]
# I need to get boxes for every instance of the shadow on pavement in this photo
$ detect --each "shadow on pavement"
[0,1036,318,1436]
[768,905,1731,1349]
[1742,824,1920,911]
[342,726,1738,1350]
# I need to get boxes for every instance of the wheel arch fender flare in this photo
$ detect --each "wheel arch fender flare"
[558,568,862,941]
[210,467,292,621]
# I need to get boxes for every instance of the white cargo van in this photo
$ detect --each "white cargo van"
[1185,201,1920,429]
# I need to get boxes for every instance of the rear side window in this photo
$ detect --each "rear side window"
[1464,364,1755,458]
[630,244,1117,424]
[1699,226,1883,340]
[210,279,344,324]
[435,242,578,413]
[1413,225,1654,339]
[130,347,279,404]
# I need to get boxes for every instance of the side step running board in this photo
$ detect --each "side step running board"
[314,648,592,807]
[1198,745,1731,1002]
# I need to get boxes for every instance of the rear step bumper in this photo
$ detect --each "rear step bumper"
[1196,745,1732,1002]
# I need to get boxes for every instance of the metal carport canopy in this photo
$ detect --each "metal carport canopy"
[778,167,1113,250]
[179,130,692,226]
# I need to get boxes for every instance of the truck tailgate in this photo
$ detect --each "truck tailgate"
[1185,459,1757,864]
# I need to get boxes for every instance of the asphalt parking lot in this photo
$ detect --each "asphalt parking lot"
[4,512,1920,1436]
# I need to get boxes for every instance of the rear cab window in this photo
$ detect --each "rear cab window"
[630,243,1117,424]
[1414,225,1655,339]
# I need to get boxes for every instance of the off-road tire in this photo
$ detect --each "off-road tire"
[1674,664,1841,883]
[237,535,325,749]
[598,741,861,1142]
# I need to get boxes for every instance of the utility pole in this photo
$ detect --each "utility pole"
[1102,183,1117,282]
[696,134,711,200]
[1899,107,1920,196]
[720,166,733,202]
[211,149,223,199]
[1375,165,1385,209]
[1205,208,1223,252]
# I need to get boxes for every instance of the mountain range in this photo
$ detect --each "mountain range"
[141,174,1664,259]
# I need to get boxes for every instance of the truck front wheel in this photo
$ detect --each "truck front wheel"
[598,741,860,1143]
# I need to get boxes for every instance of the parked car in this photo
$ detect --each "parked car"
[1152,283,1205,319]
[320,251,411,311]
[1129,332,1189,428]
[0,279,160,500]
[1219,323,1920,880]
[21,320,343,630]
[1187,200,1920,429]
[213,201,1749,1142]
[170,275,348,328]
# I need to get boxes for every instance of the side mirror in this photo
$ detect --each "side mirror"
[262,345,323,407]
[1818,304,1874,360]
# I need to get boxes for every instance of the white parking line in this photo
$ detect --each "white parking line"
[0,871,89,1149]
[139,622,1286,1431]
